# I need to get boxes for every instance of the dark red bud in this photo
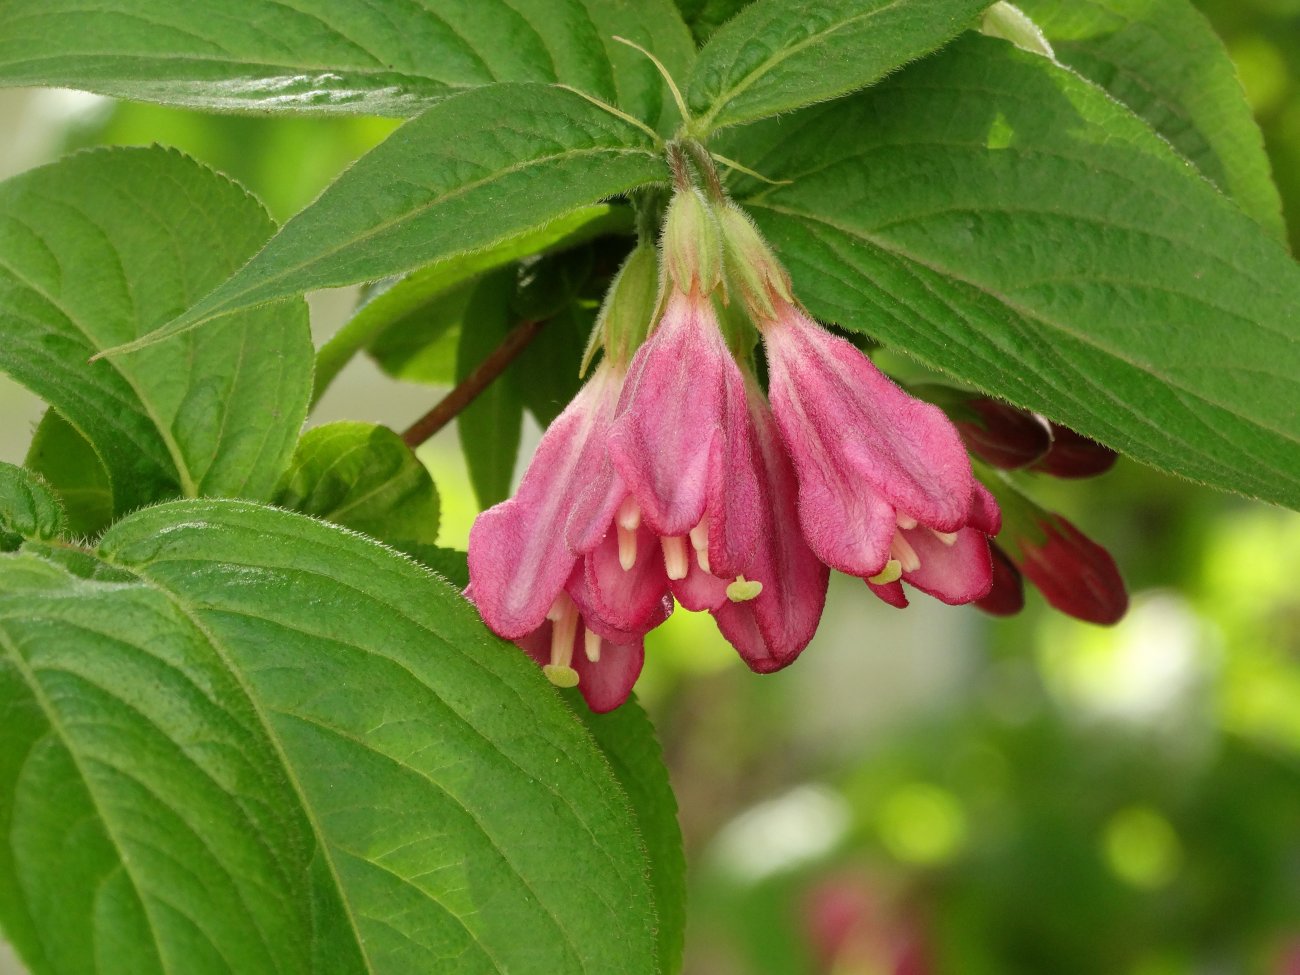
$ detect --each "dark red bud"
[1018,515,1128,624]
[954,397,1053,469]
[976,542,1026,616]
[1031,424,1118,478]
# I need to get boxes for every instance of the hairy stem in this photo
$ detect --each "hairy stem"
[400,318,543,448]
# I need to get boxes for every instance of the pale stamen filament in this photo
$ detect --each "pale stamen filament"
[617,524,638,571]
[932,529,959,547]
[890,532,922,574]
[688,515,711,574]
[896,511,919,531]
[542,593,580,687]
[662,535,690,580]
[583,627,602,664]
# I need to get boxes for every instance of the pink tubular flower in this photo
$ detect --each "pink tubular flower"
[760,304,998,607]
[467,360,663,711]
[713,373,829,672]
[604,288,762,609]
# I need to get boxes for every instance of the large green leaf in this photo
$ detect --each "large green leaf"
[685,0,989,134]
[726,36,1300,509]
[0,147,312,517]
[316,203,631,403]
[0,499,659,975]
[110,84,667,357]
[1014,0,1285,241]
[23,411,114,540]
[273,421,440,554]
[569,693,687,975]
[0,463,64,551]
[674,0,756,45]
[0,0,694,128]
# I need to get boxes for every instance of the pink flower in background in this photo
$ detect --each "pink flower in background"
[760,303,998,608]
[1002,511,1127,625]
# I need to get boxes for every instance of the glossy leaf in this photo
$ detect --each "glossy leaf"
[728,36,1300,508]
[24,411,114,540]
[1015,0,1285,241]
[0,0,694,128]
[686,0,989,133]
[457,273,524,510]
[0,147,312,517]
[570,692,687,975]
[273,421,440,553]
[0,499,659,975]
[317,204,631,401]
[0,463,64,551]
[111,84,666,356]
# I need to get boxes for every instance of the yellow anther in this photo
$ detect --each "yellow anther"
[543,664,580,688]
[726,575,763,602]
[868,559,903,585]
[662,535,690,580]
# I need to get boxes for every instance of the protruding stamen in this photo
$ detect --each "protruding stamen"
[932,529,959,547]
[546,593,579,671]
[868,559,903,585]
[896,512,918,531]
[617,523,638,571]
[617,496,641,532]
[584,627,602,663]
[726,575,763,602]
[662,535,689,580]
[890,533,922,573]
[543,664,580,688]
[689,516,711,574]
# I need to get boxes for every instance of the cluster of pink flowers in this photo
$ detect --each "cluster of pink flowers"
[468,186,1122,711]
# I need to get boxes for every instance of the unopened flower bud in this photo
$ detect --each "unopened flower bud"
[1030,424,1118,479]
[946,393,1052,469]
[975,542,1025,616]
[584,241,659,372]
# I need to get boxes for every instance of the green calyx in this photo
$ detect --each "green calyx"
[583,241,661,373]
[715,201,792,322]
[661,187,723,296]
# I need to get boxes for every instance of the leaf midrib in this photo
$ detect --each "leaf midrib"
[695,0,908,131]
[149,141,660,341]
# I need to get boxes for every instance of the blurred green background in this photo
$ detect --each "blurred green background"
[2,3,1300,973]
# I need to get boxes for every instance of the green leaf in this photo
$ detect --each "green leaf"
[511,302,596,428]
[0,499,659,975]
[368,281,478,388]
[568,693,687,975]
[24,410,114,540]
[273,421,440,553]
[686,0,989,134]
[317,204,632,402]
[0,463,64,551]
[726,36,1300,509]
[0,0,694,127]
[112,85,667,357]
[1013,0,1286,241]
[457,273,524,510]
[0,146,312,518]
[674,0,757,45]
